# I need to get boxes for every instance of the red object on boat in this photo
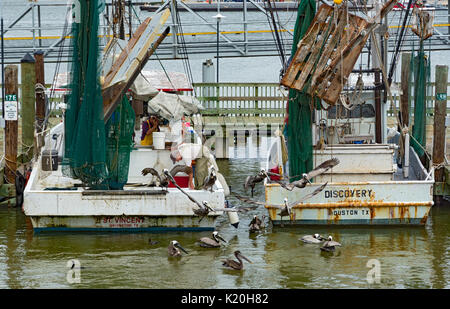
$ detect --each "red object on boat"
[168,176,190,188]
[269,166,281,181]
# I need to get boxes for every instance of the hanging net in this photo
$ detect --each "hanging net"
[63,0,134,189]
[411,40,430,159]
[287,0,318,182]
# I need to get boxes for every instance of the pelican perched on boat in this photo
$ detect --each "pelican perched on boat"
[320,236,342,252]
[142,165,193,189]
[249,215,265,233]
[222,250,252,270]
[168,240,189,257]
[203,167,217,192]
[301,234,325,244]
[235,182,328,221]
[199,231,227,248]
[276,158,339,191]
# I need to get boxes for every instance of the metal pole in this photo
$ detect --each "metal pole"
[243,0,247,55]
[217,19,219,83]
[1,18,4,120]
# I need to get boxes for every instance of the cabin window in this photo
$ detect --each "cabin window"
[327,104,376,119]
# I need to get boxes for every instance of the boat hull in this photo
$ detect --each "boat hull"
[29,215,219,232]
[265,181,433,226]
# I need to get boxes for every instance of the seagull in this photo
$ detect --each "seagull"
[222,250,252,270]
[198,231,227,248]
[235,182,328,221]
[203,166,217,192]
[301,234,326,244]
[168,240,189,257]
[276,158,339,191]
[320,236,342,252]
[249,215,265,233]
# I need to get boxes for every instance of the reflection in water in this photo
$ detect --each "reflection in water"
[0,138,449,288]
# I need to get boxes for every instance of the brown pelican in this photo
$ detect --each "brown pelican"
[142,165,193,189]
[244,169,269,197]
[276,158,339,191]
[148,239,159,246]
[249,215,265,233]
[167,173,255,222]
[235,182,328,221]
[203,167,217,192]
[301,234,325,244]
[222,250,252,270]
[168,240,189,257]
[198,231,227,248]
[320,236,342,252]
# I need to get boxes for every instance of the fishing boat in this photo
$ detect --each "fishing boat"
[23,5,227,232]
[263,0,434,225]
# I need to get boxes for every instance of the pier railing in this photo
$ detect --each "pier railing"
[1,82,450,119]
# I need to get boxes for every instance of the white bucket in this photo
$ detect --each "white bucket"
[153,132,165,149]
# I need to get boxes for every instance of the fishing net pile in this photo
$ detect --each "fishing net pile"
[62,0,134,189]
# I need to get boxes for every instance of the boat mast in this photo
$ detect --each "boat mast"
[372,0,386,144]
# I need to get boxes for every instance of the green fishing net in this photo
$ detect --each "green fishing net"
[411,40,430,159]
[287,0,319,182]
[63,0,134,189]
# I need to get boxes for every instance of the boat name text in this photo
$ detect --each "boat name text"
[324,189,373,199]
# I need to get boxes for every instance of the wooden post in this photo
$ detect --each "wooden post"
[432,65,448,205]
[34,50,45,133]
[34,50,45,156]
[20,53,36,163]
[4,65,19,185]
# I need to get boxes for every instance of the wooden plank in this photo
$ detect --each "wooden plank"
[102,17,151,89]
[102,10,171,122]
[292,20,333,91]
[280,4,333,88]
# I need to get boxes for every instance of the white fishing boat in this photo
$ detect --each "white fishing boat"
[263,0,434,226]
[23,6,229,232]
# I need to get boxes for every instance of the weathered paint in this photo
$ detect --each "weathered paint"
[23,151,225,232]
[265,182,433,226]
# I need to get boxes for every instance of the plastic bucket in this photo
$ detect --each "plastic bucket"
[153,132,165,149]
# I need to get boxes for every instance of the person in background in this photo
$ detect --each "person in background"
[141,115,160,146]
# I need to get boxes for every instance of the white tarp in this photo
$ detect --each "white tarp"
[147,91,203,120]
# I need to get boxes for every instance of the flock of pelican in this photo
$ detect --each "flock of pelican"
[142,157,342,270]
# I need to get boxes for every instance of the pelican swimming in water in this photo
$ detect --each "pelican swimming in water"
[301,234,325,244]
[249,215,265,233]
[199,231,227,248]
[235,182,328,221]
[222,250,252,270]
[276,158,339,191]
[168,240,189,257]
[320,236,342,252]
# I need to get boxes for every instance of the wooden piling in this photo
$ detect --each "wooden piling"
[432,65,448,205]
[34,50,45,157]
[20,53,36,163]
[34,50,45,133]
[4,65,19,185]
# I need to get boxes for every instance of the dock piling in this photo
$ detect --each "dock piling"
[432,65,448,205]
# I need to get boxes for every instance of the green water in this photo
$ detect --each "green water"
[1,157,450,289]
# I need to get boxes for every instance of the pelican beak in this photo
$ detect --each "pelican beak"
[175,243,189,254]
[217,235,227,243]
[239,253,252,264]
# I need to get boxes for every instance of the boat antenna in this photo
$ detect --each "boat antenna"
[264,0,287,78]
[387,0,416,86]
